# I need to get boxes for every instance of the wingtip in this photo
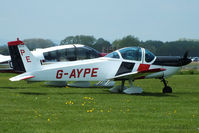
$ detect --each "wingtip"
[9,77,19,81]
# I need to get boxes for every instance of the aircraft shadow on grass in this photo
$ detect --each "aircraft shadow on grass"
[18,91,108,96]
[138,92,178,97]
[19,92,47,95]
[1,86,27,89]
[17,90,178,97]
[0,85,180,97]
[41,85,177,97]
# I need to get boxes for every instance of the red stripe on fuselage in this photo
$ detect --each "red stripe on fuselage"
[137,64,150,72]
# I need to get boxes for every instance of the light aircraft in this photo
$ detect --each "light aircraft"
[7,39,192,94]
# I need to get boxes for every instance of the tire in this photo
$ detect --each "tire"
[162,86,172,93]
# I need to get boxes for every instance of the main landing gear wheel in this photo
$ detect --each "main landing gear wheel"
[163,86,172,93]
[161,78,173,93]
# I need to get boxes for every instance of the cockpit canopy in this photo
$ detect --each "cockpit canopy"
[119,47,142,61]
[104,51,120,59]
[145,49,155,62]
[105,47,155,62]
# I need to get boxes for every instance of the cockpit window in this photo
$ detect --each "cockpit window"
[145,49,155,62]
[119,47,142,61]
[105,52,120,59]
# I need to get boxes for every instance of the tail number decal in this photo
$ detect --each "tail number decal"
[20,49,31,63]
[56,70,63,79]
[56,68,99,79]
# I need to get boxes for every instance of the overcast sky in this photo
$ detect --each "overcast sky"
[0,0,199,44]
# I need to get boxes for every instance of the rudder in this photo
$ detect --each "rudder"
[8,38,41,72]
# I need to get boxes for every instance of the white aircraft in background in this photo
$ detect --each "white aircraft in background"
[0,54,11,70]
[0,42,104,71]
[7,39,191,94]
[0,54,10,62]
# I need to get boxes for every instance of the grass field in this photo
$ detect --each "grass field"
[0,73,199,133]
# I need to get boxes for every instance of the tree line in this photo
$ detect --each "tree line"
[0,35,199,56]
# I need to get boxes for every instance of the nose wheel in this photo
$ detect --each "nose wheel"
[161,78,172,93]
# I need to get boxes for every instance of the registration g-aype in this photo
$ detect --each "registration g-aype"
[8,39,191,94]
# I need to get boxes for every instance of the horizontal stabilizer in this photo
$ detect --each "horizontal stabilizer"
[10,75,35,81]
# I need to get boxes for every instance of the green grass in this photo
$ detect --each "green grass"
[0,73,199,133]
[177,69,199,75]
[179,62,199,75]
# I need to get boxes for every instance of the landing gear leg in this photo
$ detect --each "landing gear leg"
[120,80,125,93]
[161,78,172,93]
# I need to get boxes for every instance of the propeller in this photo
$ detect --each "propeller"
[183,51,189,59]
[180,50,192,66]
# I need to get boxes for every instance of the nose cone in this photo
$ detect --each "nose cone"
[153,56,192,67]
[181,58,192,66]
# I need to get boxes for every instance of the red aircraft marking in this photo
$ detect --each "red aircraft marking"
[56,68,99,79]
[8,39,24,46]
[137,64,150,72]
[20,50,25,56]
[26,56,31,62]
[22,76,35,80]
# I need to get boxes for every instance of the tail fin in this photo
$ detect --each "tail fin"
[8,38,41,72]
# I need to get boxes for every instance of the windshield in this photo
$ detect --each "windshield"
[145,49,155,62]
[119,47,142,61]
[105,52,120,59]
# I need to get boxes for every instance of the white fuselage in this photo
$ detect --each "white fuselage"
[25,57,180,82]
[9,44,182,83]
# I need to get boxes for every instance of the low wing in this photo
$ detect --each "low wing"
[113,68,166,80]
